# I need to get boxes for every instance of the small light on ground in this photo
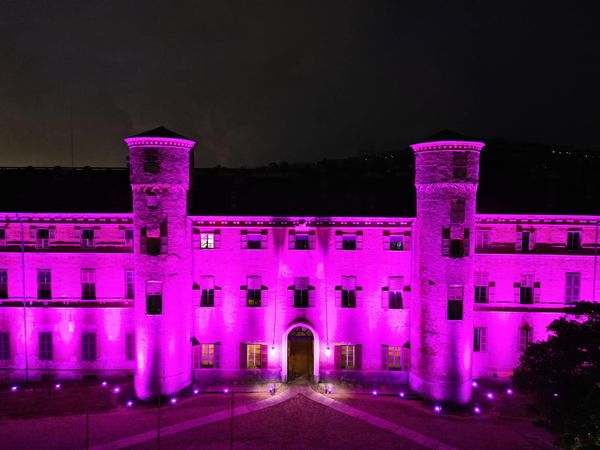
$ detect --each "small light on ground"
[268,386,275,394]
[223,388,230,394]
[326,385,333,394]
[101,381,108,387]
[372,390,378,396]
[474,406,481,414]
[399,391,405,398]
[486,392,494,400]
[113,387,121,394]
[193,389,199,395]
[126,401,133,408]
[553,393,559,398]
[472,381,478,388]
[506,388,513,395]
[54,383,61,390]
[434,405,442,414]
[170,397,177,405]
[10,385,18,392]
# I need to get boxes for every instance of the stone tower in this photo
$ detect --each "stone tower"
[125,127,196,401]
[409,132,485,405]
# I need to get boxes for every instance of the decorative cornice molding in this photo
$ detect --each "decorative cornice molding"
[411,140,485,153]
[415,182,478,195]
[124,137,196,150]
[131,183,188,193]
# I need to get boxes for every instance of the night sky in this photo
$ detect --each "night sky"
[1,1,598,168]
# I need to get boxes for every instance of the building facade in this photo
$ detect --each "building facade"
[0,128,597,404]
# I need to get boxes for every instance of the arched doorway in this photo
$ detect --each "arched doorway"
[281,321,320,383]
[287,327,314,380]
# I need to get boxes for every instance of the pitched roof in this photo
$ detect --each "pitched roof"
[127,126,194,141]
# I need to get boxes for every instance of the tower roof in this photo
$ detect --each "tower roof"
[415,130,474,143]
[127,126,193,141]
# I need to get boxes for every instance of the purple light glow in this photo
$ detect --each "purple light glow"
[486,392,494,400]
[223,388,230,394]
[434,405,442,414]
[372,390,378,396]
[126,400,133,408]
[506,388,513,395]
[113,387,121,394]
[101,381,108,387]
[170,397,177,405]
[10,386,18,392]
[325,347,332,358]
[472,381,478,388]
[474,406,481,414]
[193,389,199,395]
[553,393,559,398]
[54,383,61,390]
[326,385,333,394]
[399,392,405,398]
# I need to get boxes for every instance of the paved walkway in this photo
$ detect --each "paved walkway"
[91,385,455,450]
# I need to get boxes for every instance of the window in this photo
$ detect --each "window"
[387,346,402,370]
[342,234,356,250]
[201,343,215,367]
[390,234,404,251]
[0,228,5,246]
[125,270,134,299]
[126,333,134,361]
[142,221,168,255]
[518,326,532,353]
[81,269,96,300]
[36,228,50,249]
[453,152,468,178]
[336,345,361,370]
[567,231,581,250]
[0,332,9,360]
[144,149,160,173]
[247,344,262,368]
[37,270,51,300]
[246,276,262,307]
[193,343,221,369]
[565,272,581,303]
[0,270,7,299]
[474,272,488,304]
[81,229,95,248]
[475,230,490,249]
[39,332,53,361]
[200,276,215,307]
[516,228,535,252]
[146,281,162,315]
[247,233,262,249]
[124,228,134,248]
[145,193,159,207]
[82,332,97,361]
[295,234,309,249]
[341,276,356,308]
[294,277,310,308]
[474,327,487,352]
[448,285,463,320]
[388,277,403,309]
[201,232,215,249]
[450,198,466,224]
[443,226,469,258]
[241,230,267,250]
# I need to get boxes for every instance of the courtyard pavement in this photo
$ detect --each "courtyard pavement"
[0,380,556,450]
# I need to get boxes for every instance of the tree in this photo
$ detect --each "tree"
[512,302,600,449]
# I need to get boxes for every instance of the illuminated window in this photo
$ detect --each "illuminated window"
[82,332,97,361]
[39,332,53,361]
[518,326,532,353]
[340,345,355,369]
[81,269,96,300]
[567,231,581,250]
[247,344,262,368]
[246,276,262,307]
[201,233,215,249]
[36,228,50,249]
[565,272,580,303]
[125,333,134,361]
[0,332,9,360]
[146,281,162,315]
[474,327,487,352]
[387,346,402,370]
[448,285,463,320]
[200,344,215,367]
[125,270,134,299]
[0,270,7,299]
[37,270,51,300]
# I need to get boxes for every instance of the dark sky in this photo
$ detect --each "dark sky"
[1,1,598,168]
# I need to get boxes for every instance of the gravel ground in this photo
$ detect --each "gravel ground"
[129,394,425,450]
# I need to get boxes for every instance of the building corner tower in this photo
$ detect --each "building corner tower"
[125,127,197,401]
[409,132,485,405]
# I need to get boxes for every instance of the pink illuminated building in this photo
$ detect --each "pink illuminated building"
[0,127,597,404]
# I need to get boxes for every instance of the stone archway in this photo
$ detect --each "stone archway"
[281,320,320,383]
